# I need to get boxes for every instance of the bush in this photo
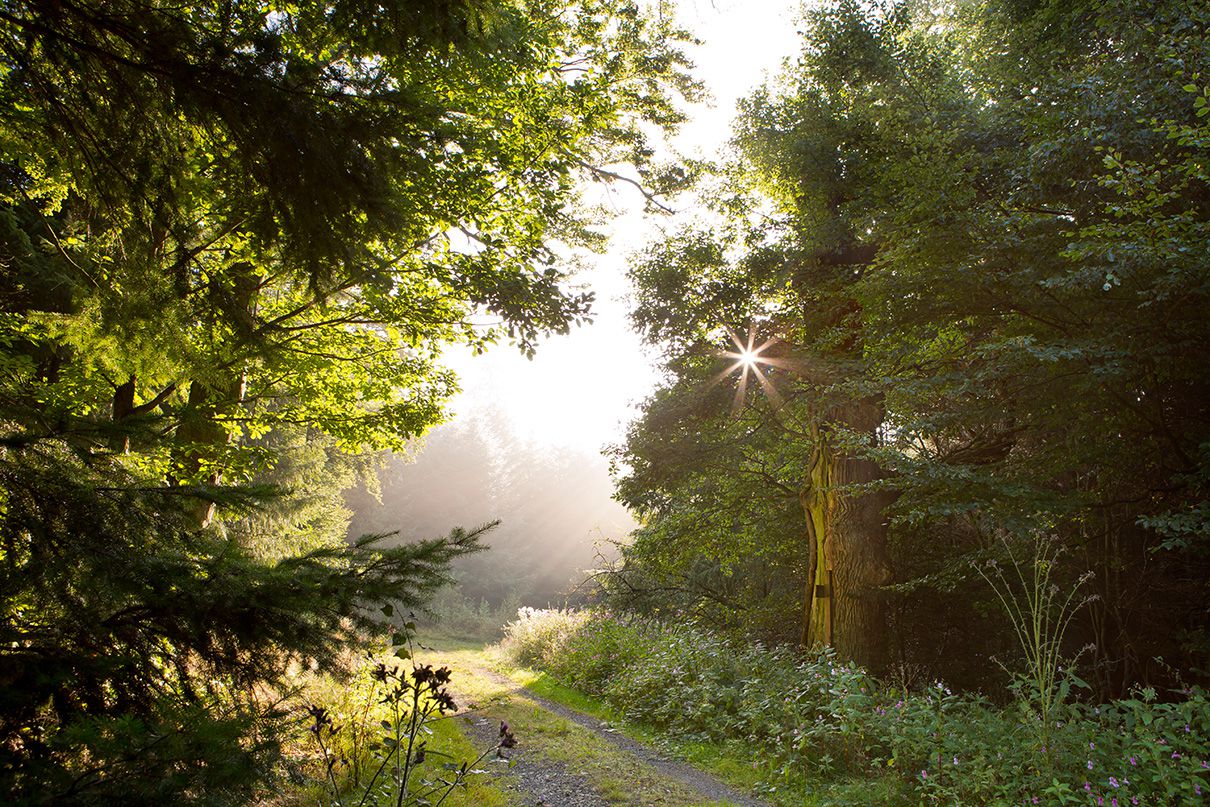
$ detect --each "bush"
[500,609,1210,804]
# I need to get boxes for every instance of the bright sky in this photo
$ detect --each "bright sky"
[445,0,804,453]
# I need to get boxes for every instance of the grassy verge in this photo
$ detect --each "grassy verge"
[479,648,836,807]
[417,643,740,806]
[270,643,521,807]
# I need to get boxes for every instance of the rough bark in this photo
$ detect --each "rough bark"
[800,399,893,672]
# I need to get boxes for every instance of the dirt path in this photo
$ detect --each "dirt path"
[467,665,768,807]
[429,648,771,807]
[457,709,611,807]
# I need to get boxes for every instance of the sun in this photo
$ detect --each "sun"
[737,348,760,368]
[714,326,784,413]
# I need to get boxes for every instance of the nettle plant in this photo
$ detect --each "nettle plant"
[307,617,516,807]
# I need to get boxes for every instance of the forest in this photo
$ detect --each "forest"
[0,0,1206,805]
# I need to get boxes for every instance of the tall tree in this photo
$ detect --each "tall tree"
[0,0,699,800]
[616,0,1209,687]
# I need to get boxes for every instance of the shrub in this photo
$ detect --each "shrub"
[500,608,1210,804]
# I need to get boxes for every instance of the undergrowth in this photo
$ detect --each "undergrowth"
[281,619,514,807]
[501,608,1210,805]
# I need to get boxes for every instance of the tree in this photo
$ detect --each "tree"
[0,0,698,800]
[616,0,1210,688]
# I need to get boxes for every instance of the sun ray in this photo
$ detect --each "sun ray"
[749,361,784,409]
[731,362,751,415]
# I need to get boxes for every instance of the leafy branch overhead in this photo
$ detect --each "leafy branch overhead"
[0,0,701,451]
[0,0,699,802]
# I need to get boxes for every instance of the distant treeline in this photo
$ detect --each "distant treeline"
[346,415,635,609]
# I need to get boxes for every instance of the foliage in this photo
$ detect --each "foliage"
[417,585,523,643]
[503,608,1210,804]
[975,533,1097,750]
[305,623,516,807]
[0,0,697,800]
[614,0,1210,693]
[499,607,595,671]
[0,441,491,804]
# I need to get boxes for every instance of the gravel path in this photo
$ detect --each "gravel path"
[460,665,770,807]
[459,711,610,807]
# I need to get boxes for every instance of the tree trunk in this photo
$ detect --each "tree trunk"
[800,399,893,672]
[171,264,260,526]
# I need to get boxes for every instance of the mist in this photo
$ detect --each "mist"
[345,410,635,614]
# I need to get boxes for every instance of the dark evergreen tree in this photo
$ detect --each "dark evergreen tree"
[0,0,697,800]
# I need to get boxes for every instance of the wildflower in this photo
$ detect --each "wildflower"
[1172,752,1182,760]
[921,770,928,780]
[1088,760,1095,770]
[499,720,517,749]
[1085,782,1092,792]
[1129,756,1137,766]
[1109,776,1118,788]
[1091,741,1096,750]
[1195,785,1203,797]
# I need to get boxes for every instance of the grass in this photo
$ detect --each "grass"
[416,642,745,806]
[515,673,796,803]
[476,643,898,807]
[272,633,910,806]
[415,708,519,807]
[271,641,521,807]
